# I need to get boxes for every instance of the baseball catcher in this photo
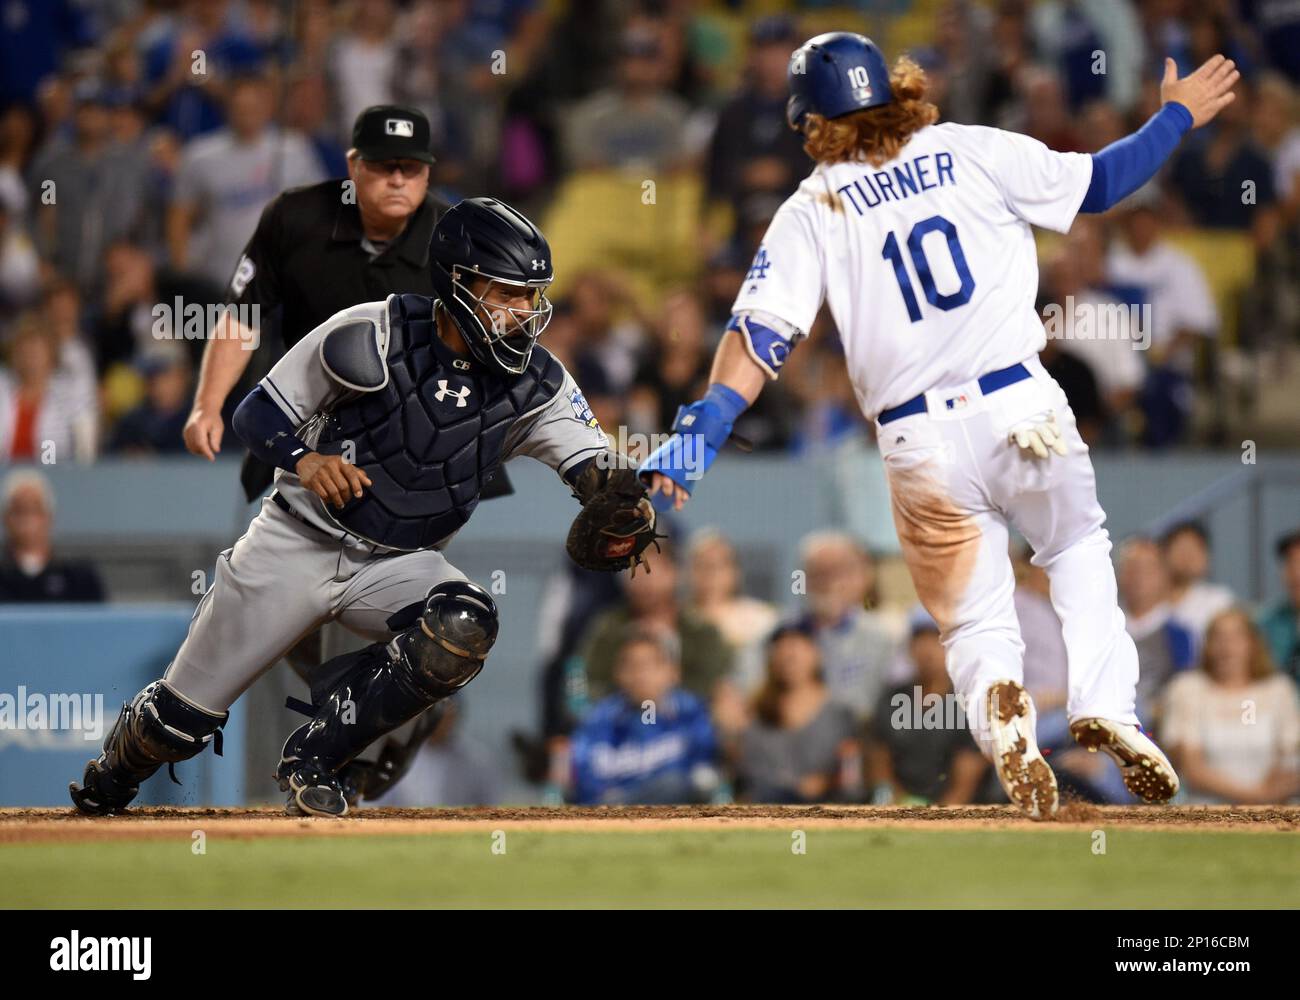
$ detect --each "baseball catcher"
[70,197,655,817]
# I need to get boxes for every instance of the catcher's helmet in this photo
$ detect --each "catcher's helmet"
[786,32,893,131]
[430,197,554,376]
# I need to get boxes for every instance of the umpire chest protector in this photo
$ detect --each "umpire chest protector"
[314,293,563,551]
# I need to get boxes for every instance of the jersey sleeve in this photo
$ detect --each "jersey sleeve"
[225,193,286,308]
[729,186,826,337]
[258,303,382,425]
[504,365,611,479]
[979,127,1094,234]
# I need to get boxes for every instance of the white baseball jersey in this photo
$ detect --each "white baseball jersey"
[733,122,1094,418]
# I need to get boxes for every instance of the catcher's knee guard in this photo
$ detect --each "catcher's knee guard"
[277,581,497,814]
[69,682,227,815]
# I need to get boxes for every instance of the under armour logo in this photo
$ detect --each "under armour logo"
[531,259,547,270]
[435,380,471,407]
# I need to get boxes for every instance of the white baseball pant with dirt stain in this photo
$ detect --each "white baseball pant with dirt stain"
[876,356,1141,751]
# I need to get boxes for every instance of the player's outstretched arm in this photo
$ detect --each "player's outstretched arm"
[639,327,769,511]
[1079,55,1239,214]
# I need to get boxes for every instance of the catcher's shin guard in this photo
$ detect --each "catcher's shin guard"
[277,581,497,816]
[69,682,227,815]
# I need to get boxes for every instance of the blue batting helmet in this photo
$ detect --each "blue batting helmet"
[786,32,893,131]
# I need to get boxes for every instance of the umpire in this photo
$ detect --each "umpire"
[182,104,447,500]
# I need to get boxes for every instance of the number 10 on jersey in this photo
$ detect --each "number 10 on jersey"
[881,214,975,322]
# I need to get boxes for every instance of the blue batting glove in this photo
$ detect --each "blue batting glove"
[637,384,748,508]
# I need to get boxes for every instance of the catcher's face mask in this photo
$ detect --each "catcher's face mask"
[453,269,553,374]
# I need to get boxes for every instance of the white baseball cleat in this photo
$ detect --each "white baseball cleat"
[1069,717,1180,803]
[986,680,1059,821]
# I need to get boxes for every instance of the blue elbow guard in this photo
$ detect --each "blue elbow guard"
[637,383,748,503]
[728,313,795,379]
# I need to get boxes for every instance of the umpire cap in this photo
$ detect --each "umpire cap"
[786,32,893,131]
[352,104,436,164]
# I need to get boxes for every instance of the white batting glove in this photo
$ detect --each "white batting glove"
[1009,412,1067,459]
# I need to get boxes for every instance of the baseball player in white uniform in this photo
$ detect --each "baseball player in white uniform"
[641,33,1240,818]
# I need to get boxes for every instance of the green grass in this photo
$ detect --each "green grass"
[2,828,1296,908]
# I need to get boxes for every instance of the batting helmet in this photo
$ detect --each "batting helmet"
[430,197,554,376]
[786,32,893,131]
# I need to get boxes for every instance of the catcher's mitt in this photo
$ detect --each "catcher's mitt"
[566,465,660,572]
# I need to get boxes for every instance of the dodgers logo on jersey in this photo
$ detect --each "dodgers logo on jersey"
[569,387,599,428]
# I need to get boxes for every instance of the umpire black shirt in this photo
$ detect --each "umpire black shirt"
[225,179,446,498]
[226,179,444,350]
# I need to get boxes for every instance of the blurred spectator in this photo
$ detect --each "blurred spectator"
[1005,66,1084,152]
[1032,0,1144,113]
[1038,324,1106,444]
[868,612,987,805]
[570,628,718,805]
[0,0,92,106]
[630,288,712,434]
[141,0,269,141]
[41,278,97,408]
[704,17,807,249]
[0,102,38,226]
[0,314,97,463]
[1106,186,1218,447]
[563,24,689,173]
[1118,537,1195,719]
[1168,82,1279,246]
[0,199,40,315]
[362,701,500,807]
[98,239,224,374]
[795,531,896,724]
[579,540,734,705]
[685,528,778,695]
[1253,73,1300,228]
[167,74,323,286]
[283,72,348,179]
[330,0,399,141]
[565,271,645,398]
[1259,530,1300,683]
[782,332,866,455]
[1159,521,1234,644]
[0,469,103,602]
[108,354,193,455]
[1043,218,1144,442]
[32,80,150,292]
[1162,608,1300,804]
[1239,0,1300,85]
[737,623,860,803]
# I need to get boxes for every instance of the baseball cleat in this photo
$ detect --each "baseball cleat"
[986,680,1058,820]
[278,759,348,818]
[68,758,139,816]
[1069,718,1179,803]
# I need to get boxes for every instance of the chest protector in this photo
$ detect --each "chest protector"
[316,294,563,551]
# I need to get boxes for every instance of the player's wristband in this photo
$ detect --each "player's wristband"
[232,385,313,473]
[637,383,749,504]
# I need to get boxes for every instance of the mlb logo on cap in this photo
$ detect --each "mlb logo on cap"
[352,105,436,164]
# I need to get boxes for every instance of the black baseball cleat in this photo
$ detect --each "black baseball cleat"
[69,758,140,816]
[277,757,348,818]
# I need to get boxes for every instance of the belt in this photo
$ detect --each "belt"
[271,491,331,538]
[877,362,1031,426]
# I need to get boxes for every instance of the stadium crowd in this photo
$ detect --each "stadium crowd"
[1,0,1299,459]
[1,1,1298,807]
